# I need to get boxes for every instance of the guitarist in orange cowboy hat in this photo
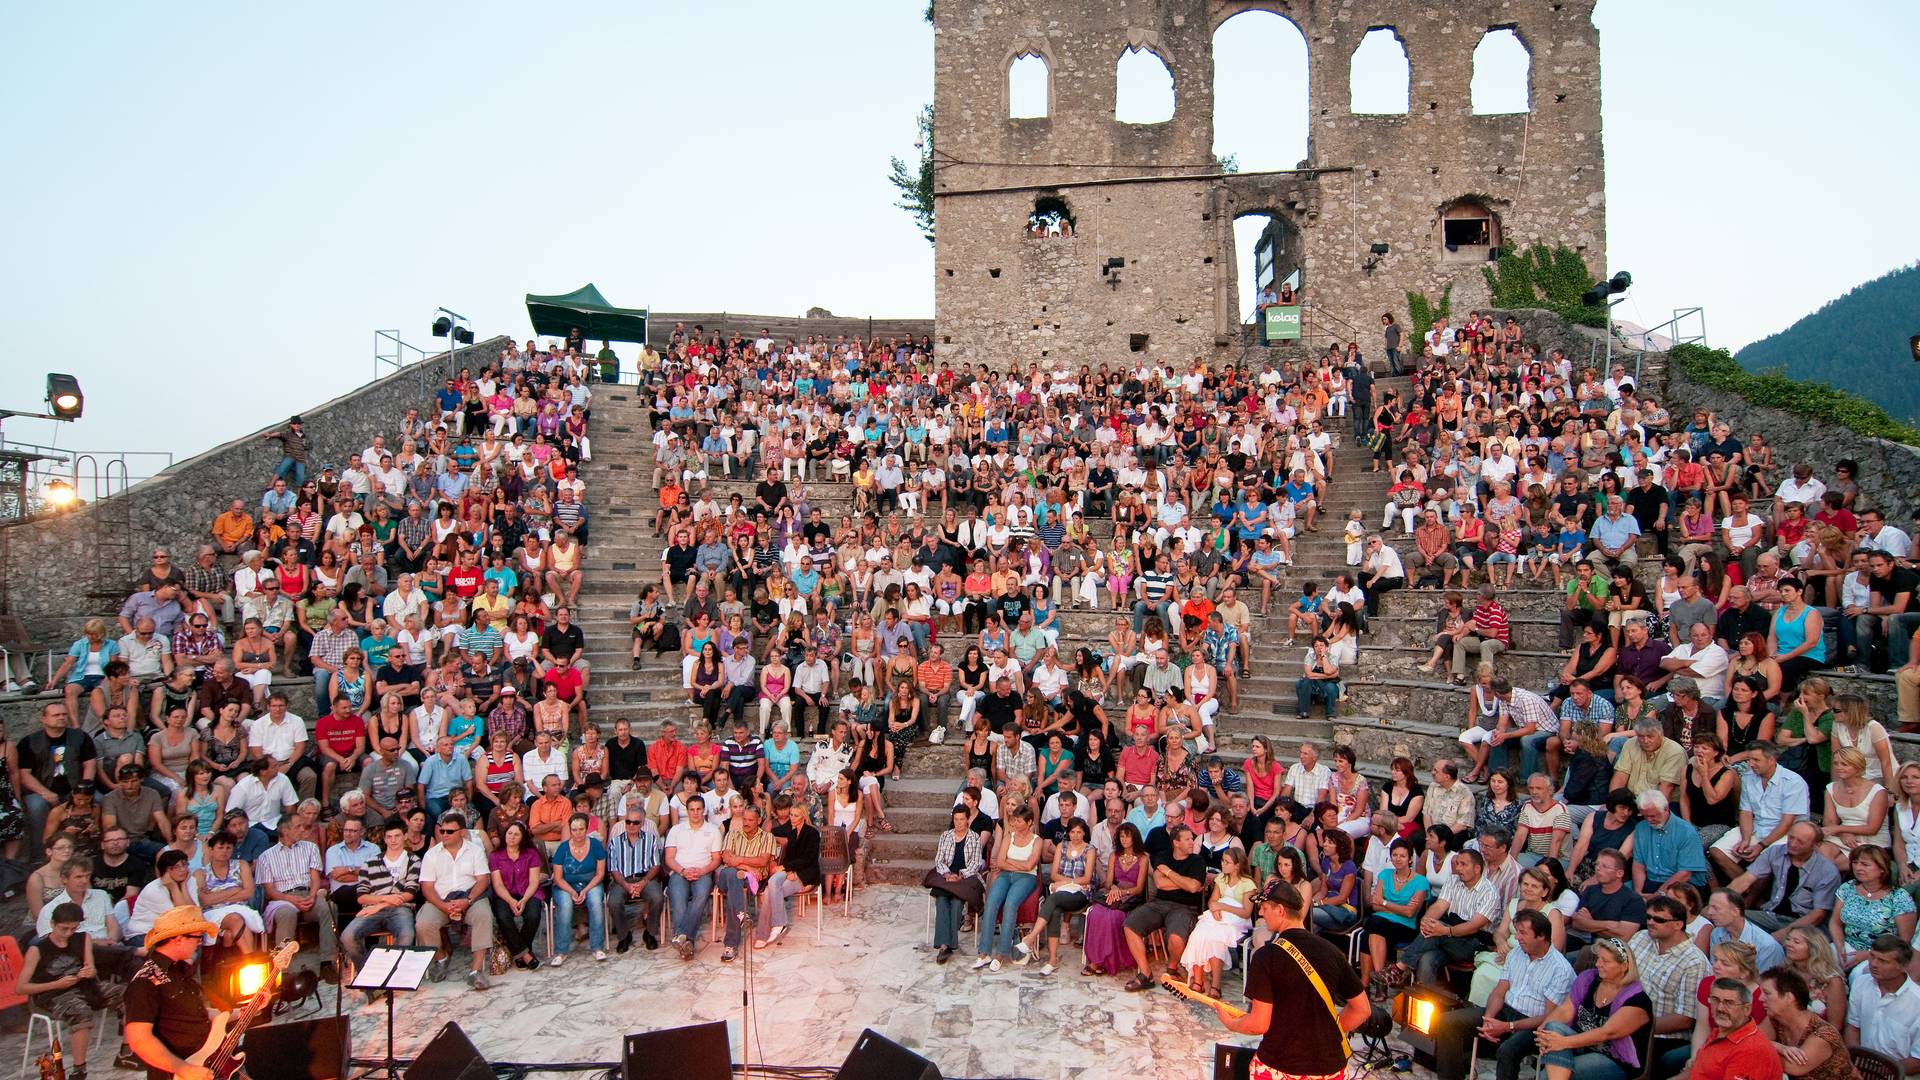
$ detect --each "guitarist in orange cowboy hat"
[122,906,223,1080]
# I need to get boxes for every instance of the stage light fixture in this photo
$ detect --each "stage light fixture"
[451,326,474,345]
[232,959,274,999]
[432,316,454,337]
[40,480,77,511]
[1369,243,1390,255]
[45,374,83,420]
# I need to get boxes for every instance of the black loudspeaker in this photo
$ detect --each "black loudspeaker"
[1213,1043,1257,1080]
[836,1028,941,1080]
[406,1022,493,1080]
[239,1017,348,1080]
[624,1021,732,1080]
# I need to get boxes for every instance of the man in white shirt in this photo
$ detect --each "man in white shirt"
[1769,464,1826,522]
[228,756,298,832]
[1857,508,1913,559]
[1846,936,1920,1074]
[520,731,568,793]
[1039,771,1094,842]
[382,574,428,626]
[662,796,724,959]
[1280,742,1332,816]
[1660,621,1730,709]
[791,645,832,737]
[417,810,495,990]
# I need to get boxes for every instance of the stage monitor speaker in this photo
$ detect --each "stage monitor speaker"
[239,1016,348,1080]
[1213,1043,1257,1080]
[406,1022,493,1080]
[624,1021,732,1080]
[836,1028,941,1080]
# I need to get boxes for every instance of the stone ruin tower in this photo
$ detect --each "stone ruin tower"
[930,0,1607,368]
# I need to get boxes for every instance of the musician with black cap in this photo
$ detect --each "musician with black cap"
[1215,876,1371,1080]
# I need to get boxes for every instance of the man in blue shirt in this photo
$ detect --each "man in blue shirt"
[415,736,472,821]
[1588,495,1641,568]
[1629,788,1709,894]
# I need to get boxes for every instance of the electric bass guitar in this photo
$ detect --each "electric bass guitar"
[184,942,298,1080]
[1158,972,1247,1018]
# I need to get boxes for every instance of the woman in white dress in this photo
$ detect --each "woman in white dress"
[1819,747,1890,868]
[1180,847,1257,997]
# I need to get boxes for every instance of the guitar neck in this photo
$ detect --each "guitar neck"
[1158,974,1247,1018]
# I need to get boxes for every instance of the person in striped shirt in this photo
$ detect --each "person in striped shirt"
[1450,583,1511,683]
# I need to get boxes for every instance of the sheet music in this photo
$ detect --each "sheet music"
[348,949,401,989]
[386,948,434,989]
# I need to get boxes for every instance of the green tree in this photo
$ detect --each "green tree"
[887,103,935,245]
[1482,244,1606,327]
[1407,284,1452,340]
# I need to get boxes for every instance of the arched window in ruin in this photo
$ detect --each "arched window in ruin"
[1439,198,1502,261]
[1008,52,1050,119]
[1028,195,1075,238]
[1349,28,1410,115]
[1114,47,1175,124]
[1212,10,1308,170]
[1471,29,1531,115]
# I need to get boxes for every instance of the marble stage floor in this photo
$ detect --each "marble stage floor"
[337,884,1248,1080]
[5,885,1436,1080]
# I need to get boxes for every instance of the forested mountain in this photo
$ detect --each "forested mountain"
[1735,263,1920,423]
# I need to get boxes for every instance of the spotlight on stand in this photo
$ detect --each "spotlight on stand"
[431,307,474,352]
[1363,242,1390,272]
[227,958,277,1005]
[45,374,83,420]
[1393,985,1460,1070]
[431,316,453,338]
[451,326,474,345]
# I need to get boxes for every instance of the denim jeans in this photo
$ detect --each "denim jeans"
[311,669,333,717]
[666,871,714,942]
[716,866,759,948]
[341,904,417,968]
[552,884,606,953]
[1295,677,1340,717]
[1537,1021,1630,1080]
[933,893,968,949]
[275,458,308,487]
[977,871,1038,959]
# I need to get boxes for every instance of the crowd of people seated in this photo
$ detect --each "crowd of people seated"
[5,310,1919,1079]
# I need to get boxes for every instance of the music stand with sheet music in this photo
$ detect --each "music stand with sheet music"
[347,946,436,1080]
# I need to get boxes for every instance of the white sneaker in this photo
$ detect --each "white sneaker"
[989,958,1002,973]
[550,953,565,967]
[1040,963,1056,976]
[1014,940,1031,959]
[594,950,608,962]
[970,956,993,972]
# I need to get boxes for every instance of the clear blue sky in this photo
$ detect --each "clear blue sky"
[3,1,1915,468]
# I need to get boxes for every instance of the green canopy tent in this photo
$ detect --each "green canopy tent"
[524,283,650,344]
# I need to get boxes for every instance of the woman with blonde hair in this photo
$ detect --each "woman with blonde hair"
[1829,692,1897,787]
[1819,747,1890,867]
[1894,762,1920,904]
[1781,924,1848,1028]
[1534,935,1652,1080]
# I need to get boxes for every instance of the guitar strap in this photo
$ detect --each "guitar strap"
[1273,935,1350,1060]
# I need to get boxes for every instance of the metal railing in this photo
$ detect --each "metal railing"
[0,438,173,506]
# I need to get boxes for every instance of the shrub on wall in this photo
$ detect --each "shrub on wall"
[1670,343,1920,446]
[1483,244,1606,328]
[1406,284,1451,340]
